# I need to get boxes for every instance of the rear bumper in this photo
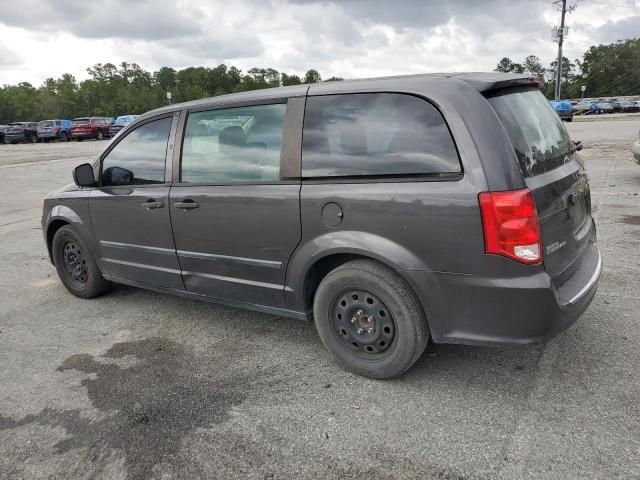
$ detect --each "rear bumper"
[4,134,27,141]
[404,235,601,346]
[71,132,94,139]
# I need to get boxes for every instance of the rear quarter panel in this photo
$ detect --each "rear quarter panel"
[286,77,528,313]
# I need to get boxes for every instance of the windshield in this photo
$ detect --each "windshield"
[488,88,572,177]
[114,116,134,126]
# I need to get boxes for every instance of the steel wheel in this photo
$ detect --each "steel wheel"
[61,240,89,287]
[331,289,397,358]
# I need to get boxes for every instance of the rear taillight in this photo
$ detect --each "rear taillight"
[478,189,542,264]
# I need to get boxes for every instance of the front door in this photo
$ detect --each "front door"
[90,114,183,290]
[169,100,303,307]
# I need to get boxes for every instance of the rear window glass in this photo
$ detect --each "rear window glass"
[302,93,461,178]
[73,118,89,124]
[181,103,286,183]
[488,88,572,177]
[39,121,54,127]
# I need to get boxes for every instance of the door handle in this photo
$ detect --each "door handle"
[141,199,164,210]
[174,200,200,210]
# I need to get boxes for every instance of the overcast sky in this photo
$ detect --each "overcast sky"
[0,0,638,86]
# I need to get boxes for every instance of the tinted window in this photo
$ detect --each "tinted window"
[101,117,171,186]
[181,103,286,183]
[302,93,460,178]
[73,118,89,125]
[488,88,572,177]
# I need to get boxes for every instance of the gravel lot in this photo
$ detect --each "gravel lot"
[0,118,639,480]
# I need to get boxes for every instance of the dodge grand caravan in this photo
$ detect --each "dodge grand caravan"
[42,73,601,379]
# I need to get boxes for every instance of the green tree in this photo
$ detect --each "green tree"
[281,73,302,86]
[303,69,322,83]
[494,57,524,73]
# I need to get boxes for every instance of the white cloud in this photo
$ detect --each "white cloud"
[0,0,638,86]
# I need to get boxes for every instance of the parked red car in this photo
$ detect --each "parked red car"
[70,117,111,141]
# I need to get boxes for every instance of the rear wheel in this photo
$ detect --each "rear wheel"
[96,130,104,140]
[59,132,68,142]
[52,226,111,299]
[313,259,429,379]
[30,134,37,143]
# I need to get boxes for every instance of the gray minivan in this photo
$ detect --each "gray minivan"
[42,73,601,378]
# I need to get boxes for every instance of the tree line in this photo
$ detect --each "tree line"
[0,65,340,124]
[0,38,637,123]
[494,38,640,100]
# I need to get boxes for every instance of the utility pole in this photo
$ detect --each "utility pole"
[555,0,567,101]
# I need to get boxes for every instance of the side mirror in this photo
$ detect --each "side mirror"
[73,163,95,187]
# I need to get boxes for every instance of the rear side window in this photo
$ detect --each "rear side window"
[302,93,461,178]
[101,117,172,186]
[488,88,572,177]
[181,103,286,183]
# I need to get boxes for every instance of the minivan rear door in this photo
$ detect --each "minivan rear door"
[487,88,593,279]
[169,98,304,308]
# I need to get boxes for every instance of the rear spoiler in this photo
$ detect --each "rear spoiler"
[452,73,541,93]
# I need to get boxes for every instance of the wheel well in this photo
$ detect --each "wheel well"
[303,253,376,315]
[47,220,69,264]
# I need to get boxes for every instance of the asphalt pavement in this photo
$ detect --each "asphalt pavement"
[0,120,639,479]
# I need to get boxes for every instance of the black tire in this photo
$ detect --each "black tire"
[76,137,83,142]
[59,132,68,142]
[313,259,429,379]
[52,226,111,299]
[3,137,10,145]
[96,130,104,140]
[30,134,38,143]
[566,117,573,122]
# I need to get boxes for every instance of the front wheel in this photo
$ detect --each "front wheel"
[59,132,68,142]
[30,134,38,143]
[96,130,104,140]
[313,259,429,379]
[52,226,112,298]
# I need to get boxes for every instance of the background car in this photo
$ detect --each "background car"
[617,100,639,112]
[0,125,8,144]
[572,100,592,114]
[70,117,111,141]
[3,122,38,144]
[591,102,614,114]
[109,115,138,137]
[37,119,73,142]
[549,100,573,121]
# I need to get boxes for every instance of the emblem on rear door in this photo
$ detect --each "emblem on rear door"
[546,241,567,254]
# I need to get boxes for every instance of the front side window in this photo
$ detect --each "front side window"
[101,117,172,186]
[302,93,461,178]
[181,103,286,183]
